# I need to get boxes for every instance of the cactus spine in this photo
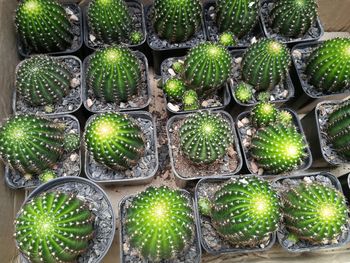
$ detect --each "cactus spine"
[182,90,200,111]
[164,78,186,102]
[251,102,278,127]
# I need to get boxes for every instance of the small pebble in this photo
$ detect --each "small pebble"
[70,15,79,22]
[89,34,96,42]
[86,98,94,108]
[70,78,80,88]
[167,102,180,112]
[241,117,250,124]
[292,50,302,60]
[168,68,176,76]
[70,153,79,162]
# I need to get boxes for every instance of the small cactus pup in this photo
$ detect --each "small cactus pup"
[172,60,185,74]
[242,39,291,91]
[38,170,57,183]
[0,115,64,175]
[86,46,141,103]
[163,78,186,102]
[251,102,278,127]
[182,90,200,111]
[218,32,237,47]
[180,111,233,164]
[15,55,71,107]
[15,191,94,262]
[84,112,145,171]
[125,186,195,261]
[271,0,318,37]
[15,0,73,53]
[306,38,350,93]
[257,91,271,102]
[130,31,144,45]
[151,0,202,43]
[64,133,81,153]
[234,82,253,104]
[277,110,293,126]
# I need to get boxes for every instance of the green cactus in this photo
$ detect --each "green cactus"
[130,31,144,45]
[234,82,253,103]
[277,110,293,126]
[125,186,194,261]
[251,124,307,174]
[86,46,141,103]
[84,112,145,170]
[163,78,186,102]
[271,0,318,37]
[0,115,64,175]
[242,39,291,91]
[87,0,132,44]
[216,0,259,38]
[172,61,185,74]
[15,191,94,262]
[15,0,73,53]
[306,38,350,92]
[251,102,278,127]
[257,91,271,102]
[184,42,232,97]
[182,90,200,111]
[218,32,237,47]
[38,170,57,183]
[180,111,233,164]
[152,0,202,43]
[64,133,80,152]
[282,183,348,243]
[15,56,71,106]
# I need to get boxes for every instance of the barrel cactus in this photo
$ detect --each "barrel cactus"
[84,112,145,170]
[234,82,253,103]
[15,0,73,53]
[16,56,71,106]
[152,0,202,43]
[86,46,141,103]
[182,90,200,111]
[164,78,186,102]
[306,38,350,92]
[218,32,237,47]
[15,191,94,262]
[125,186,194,261]
[0,115,64,175]
[180,111,233,164]
[251,102,278,127]
[242,39,291,91]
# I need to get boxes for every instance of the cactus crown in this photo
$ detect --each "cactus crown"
[218,32,237,47]
[282,183,348,243]
[242,39,291,91]
[182,90,200,111]
[152,0,202,43]
[84,112,145,170]
[234,82,253,103]
[164,78,186,102]
[306,38,350,92]
[126,186,194,261]
[15,0,73,53]
[86,46,141,103]
[16,56,71,106]
[180,111,233,164]
[15,191,94,262]
[251,102,278,127]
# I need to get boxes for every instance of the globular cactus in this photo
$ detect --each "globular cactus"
[242,39,291,91]
[251,124,307,174]
[184,42,232,97]
[84,112,145,170]
[15,191,94,262]
[234,82,253,103]
[277,110,293,126]
[218,32,237,47]
[216,0,259,38]
[87,0,132,44]
[125,186,194,261]
[180,111,233,164]
[257,91,271,102]
[15,0,73,53]
[38,170,57,183]
[251,102,278,127]
[163,78,186,102]
[172,61,185,74]
[0,115,64,175]
[152,0,202,43]
[16,55,71,106]
[64,133,80,152]
[306,38,350,92]
[182,90,200,111]
[282,183,348,243]
[130,31,144,45]
[86,46,141,103]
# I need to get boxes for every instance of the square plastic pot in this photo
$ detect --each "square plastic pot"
[339,173,350,203]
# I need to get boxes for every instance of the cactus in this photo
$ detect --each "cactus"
[87,0,132,44]
[15,0,73,53]
[257,91,271,102]
[125,186,194,261]
[251,102,278,127]
[234,82,253,103]
[84,112,145,170]
[282,183,348,243]
[86,46,141,103]
[306,38,350,92]
[0,115,64,175]
[184,42,232,97]
[271,0,318,37]
[216,0,259,38]
[180,111,233,164]
[218,32,237,47]
[152,0,202,43]
[277,110,293,126]
[242,39,291,91]
[251,124,307,174]
[172,61,185,74]
[15,56,71,106]
[182,90,200,111]
[15,191,94,262]
[130,31,144,45]
[38,170,57,183]
[163,78,186,102]
[64,133,80,152]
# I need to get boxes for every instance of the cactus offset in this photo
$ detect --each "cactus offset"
[38,170,57,183]
[218,32,237,47]
[257,91,271,102]
[172,61,185,74]
[64,133,80,152]
[130,31,144,45]
[251,102,278,127]
[277,110,293,126]
[182,90,200,111]
[164,78,186,102]
[234,82,253,103]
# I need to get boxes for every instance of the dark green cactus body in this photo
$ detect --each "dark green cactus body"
[242,39,291,91]
[218,32,237,47]
[64,133,80,152]
[15,191,94,262]
[0,115,64,175]
[16,56,71,106]
[271,0,318,37]
[125,186,194,261]
[86,46,141,103]
[184,42,232,97]
[216,0,259,38]
[180,111,233,164]
[235,82,253,103]
[282,183,348,243]
[182,90,200,111]
[152,0,202,43]
[87,0,132,44]
[306,38,350,92]
[84,112,145,170]
[15,0,73,53]
[251,102,278,127]
[164,78,186,102]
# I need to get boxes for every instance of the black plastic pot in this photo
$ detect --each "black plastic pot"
[339,173,350,202]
